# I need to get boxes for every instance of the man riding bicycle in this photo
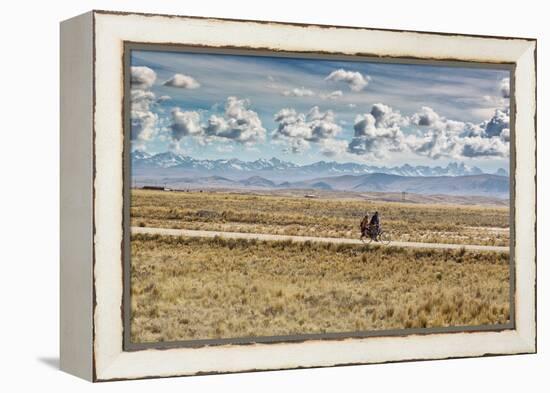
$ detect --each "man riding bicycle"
[369,211,381,240]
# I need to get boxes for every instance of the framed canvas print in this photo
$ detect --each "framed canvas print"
[60,10,537,381]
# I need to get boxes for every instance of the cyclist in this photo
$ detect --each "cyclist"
[368,211,380,241]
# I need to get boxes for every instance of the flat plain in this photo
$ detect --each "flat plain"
[131,189,510,246]
[130,189,511,344]
[131,234,510,343]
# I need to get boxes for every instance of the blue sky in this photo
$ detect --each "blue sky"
[130,49,511,172]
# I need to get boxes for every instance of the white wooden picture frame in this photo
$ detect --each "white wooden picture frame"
[60,10,536,381]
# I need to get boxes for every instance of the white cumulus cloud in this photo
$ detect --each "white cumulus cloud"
[131,66,157,90]
[347,104,510,160]
[170,109,203,140]
[411,106,442,127]
[131,89,156,113]
[131,110,158,147]
[407,106,510,159]
[169,97,266,146]
[325,69,371,91]
[500,77,510,98]
[282,87,315,97]
[272,106,342,153]
[130,69,159,148]
[204,97,266,145]
[163,73,200,89]
[347,104,408,159]
[319,138,349,157]
[461,135,509,158]
[320,90,344,100]
[484,108,509,138]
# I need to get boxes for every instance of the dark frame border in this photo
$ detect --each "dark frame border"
[121,43,517,352]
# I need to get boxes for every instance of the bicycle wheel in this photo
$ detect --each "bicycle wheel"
[360,234,373,244]
[378,230,391,245]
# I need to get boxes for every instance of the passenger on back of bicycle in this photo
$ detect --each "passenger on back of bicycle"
[359,213,370,239]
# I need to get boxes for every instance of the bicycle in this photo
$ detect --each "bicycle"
[360,226,391,245]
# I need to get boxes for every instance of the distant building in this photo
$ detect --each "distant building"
[141,186,172,191]
[142,185,166,191]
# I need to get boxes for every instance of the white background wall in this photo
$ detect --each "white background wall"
[0,0,546,390]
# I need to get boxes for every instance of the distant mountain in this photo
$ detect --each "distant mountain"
[135,172,508,198]
[135,151,191,168]
[310,181,333,190]
[239,176,277,188]
[288,173,509,198]
[131,151,486,178]
[131,151,509,198]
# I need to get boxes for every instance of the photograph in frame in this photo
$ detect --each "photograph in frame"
[124,45,515,349]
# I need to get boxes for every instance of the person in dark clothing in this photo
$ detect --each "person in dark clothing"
[369,211,380,226]
[369,211,380,240]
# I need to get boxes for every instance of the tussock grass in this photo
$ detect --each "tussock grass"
[131,190,510,246]
[130,234,510,343]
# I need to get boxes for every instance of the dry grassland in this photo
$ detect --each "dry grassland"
[130,234,510,344]
[131,189,510,246]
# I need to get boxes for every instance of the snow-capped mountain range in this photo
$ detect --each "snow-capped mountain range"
[132,150,507,178]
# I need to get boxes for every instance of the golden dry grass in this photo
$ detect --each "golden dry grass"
[130,234,510,344]
[131,189,510,246]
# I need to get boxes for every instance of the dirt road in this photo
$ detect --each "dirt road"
[131,226,508,253]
